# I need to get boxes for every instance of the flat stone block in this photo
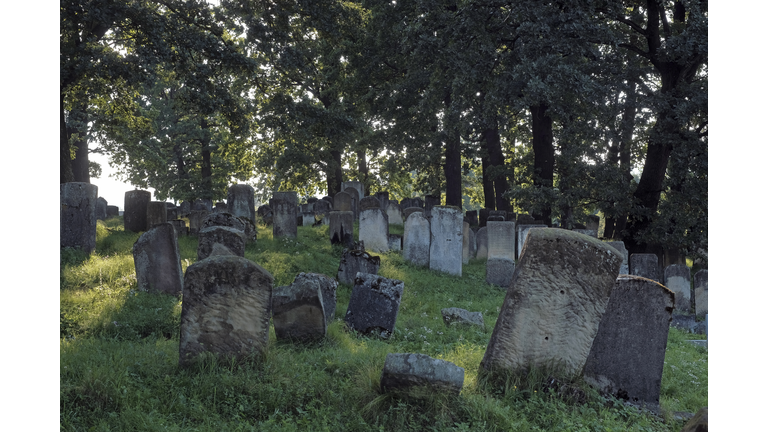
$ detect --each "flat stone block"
[441,307,484,330]
[380,353,464,396]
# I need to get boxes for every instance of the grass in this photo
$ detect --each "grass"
[60,217,707,431]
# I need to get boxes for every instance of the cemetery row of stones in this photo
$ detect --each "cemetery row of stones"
[61,182,706,412]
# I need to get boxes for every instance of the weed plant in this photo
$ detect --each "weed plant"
[60,218,707,431]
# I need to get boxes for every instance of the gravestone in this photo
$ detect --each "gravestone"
[333,191,353,212]
[424,195,441,215]
[386,201,404,225]
[313,199,332,225]
[375,191,389,210]
[106,205,119,218]
[321,195,334,204]
[197,226,246,261]
[586,215,600,232]
[272,191,298,238]
[465,210,478,227]
[166,206,178,221]
[60,182,98,254]
[301,205,316,226]
[359,196,381,211]
[402,207,425,221]
[146,201,168,229]
[95,197,108,221]
[132,223,183,295]
[329,211,354,248]
[124,190,151,232]
[429,206,463,277]
[188,210,209,235]
[285,272,338,325]
[237,216,257,244]
[664,264,692,313]
[388,234,402,251]
[192,198,213,212]
[227,184,256,224]
[441,307,485,330]
[343,187,360,220]
[214,202,227,213]
[479,208,490,227]
[401,197,424,210]
[605,241,629,274]
[344,273,404,338]
[583,275,675,415]
[403,211,431,267]
[272,282,327,342]
[480,229,622,377]
[486,221,516,288]
[571,228,597,238]
[630,253,659,282]
[380,353,464,396]
[202,212,246,233]
[337,247,381,286]
[169,219,188,237]
[178,201,191,217]
[462,222,476,264]
[341,181,364,203]
[516,224,548,259]
[517,214,535,225]
[257,204,273,226]
[475,226,488,260]
[179,255,273,367]
[359,207,389,253]
[489,210,506,221]
[694,270,708,318]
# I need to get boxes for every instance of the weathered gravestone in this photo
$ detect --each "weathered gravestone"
[201,212,246,237]
[272,191,298,238]
[630,253,660,282]
[429,206,463,277]
[95,197,108,221]
[272,281,327,342]
[664,264,692,313]
[401,197,424,210]
[441,307,485,330]
[227,184,256,224]
[106,205,119,218]
[402,207,425,222]
[178,201,191,217]
[605,241,629,274]
[486,221,516,288]
[572,229,597,238]
[424,195,441,216]
[341,181,364,204]
[344,273,404,338]
[337,247,381,285]
[166,206,178,221]
[380,353,464,396]
[290,272,338,325]
[124,190,151,232]
[179,255,273,367]
[60,182,98,254]
[329,211,354,248]
[359,198,389,253]
[694,270,708,318]
[582,275,675,415]
[256,204,272,226]
[586,215,600,233]
[480,228,622,377]
[313,199,332,225]
[188,210,209,235]
[300,203,316,226]
[475,226,488,260]
[169,219,188,237]
[516,214,535,225]
[388,234,402,251]
[465,210,478,227]
[192,198,213,212]
[333,191,353,212]
[132,223,183,295]
[197,226,246,261]
[479,208,490,227]
[516,224,547,259]
[489,210,506,221]
[214,202,227,213]
[403,211,431,267]
[386,201,404,225]
[343,187,360,220]
[462,222,476,264]
[359,196,381,211]
[146,201,168,230]
[375,191,389,210]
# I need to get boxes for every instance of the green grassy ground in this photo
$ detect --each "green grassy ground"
[60,217,707,431]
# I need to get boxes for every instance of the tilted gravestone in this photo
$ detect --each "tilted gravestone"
[197,226,246,261]
[227,184,256,224]
[486,221,516,288]
[132,223,183,295]
[429,206,463,277]
[272,191,298,238]
[582,275,675,415]
[475,226,488,260]
[441,307,485,331]
[257,204,273,226]
[386,201,404,225]
[605,241,629,275]
[337,247,381,286]
[344,273,404,338]
[402,207,425,222]
[359,205,389,253]
[95,197,108,221]
[179,255,273,367]
[146,201,168,230]
[329,211,354,248]
[380,353,464,396]
[630,253,660,282]
[694,270,708,318]
[462,222,476,264]
[124,189,151,232]
[516,224,547,259]
[664,264,692,313]
[61,182,98,254]
[188,210,209,235]
[403,211,430,267]
[106,205,119,218]
[480,228,622,378]
[272,282,327,342]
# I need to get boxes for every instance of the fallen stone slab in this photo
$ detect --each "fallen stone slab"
[441,308,485,331]
[380,353,464,397]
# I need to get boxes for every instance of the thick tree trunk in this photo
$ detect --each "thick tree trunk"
[481,154,495,210]
[530,104,554,225]
[443,95,462,208]
[200,118,213,200]
[327,149,343,196]
[60,92,74,184]
[484,126,510,213]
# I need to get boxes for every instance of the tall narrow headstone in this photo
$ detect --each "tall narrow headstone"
[359,206,389,253]
[480,229,622,377]
[664,264,692,313]
[272,191,298,238]
[475,226,488,260]
[583,275,675,415]
[486,221,516,288]
[179,255,273,366]
[227,184,256,224]
[132,223,183,295]
[124,190,151,232]
[424,195,441,216]
[60,182,98,254]
[605,241,629,275]
[630,254,660,282]
[329,211,354,248]
[343,187,360,221]
[429,206,463,277]
[462,222,476,264]
[95,197,108,221]
[146,201,168,229]
[479,208,490,227]
[694,270,708,318]
[403,212,431,267]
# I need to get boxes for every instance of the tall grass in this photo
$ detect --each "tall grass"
[60,217,707,431]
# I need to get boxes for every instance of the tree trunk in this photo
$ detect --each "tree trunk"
[484,125,510,213]
[481,154,495,210]
[327,149,343,196]
[530,104,554,225]
[200,118,213,200]
[60,92,74,184]
[443,94,462,208]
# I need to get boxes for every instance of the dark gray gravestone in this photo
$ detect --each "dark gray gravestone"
[214,202,227,213]
[489,210,506,221]
[605,241,629,274]
[290,272,338,325]
[227,184,256,224]
[441,307,485,330]
[179,255,273,367]
[272,283,327,342]
[630,253,660,282]
[479,208,490,227]
[516,213,535,225]
[178,201,191,217]
[465,210,478,227]
[188,210,209,235]
[257,204,273,226]
[166,206,178,221]
[132,223,183,295]
[197,226,246,261]
[106,205,119,218]
[480,229,622,378]
[169,219,188,237]
[272,191,298,238]
[424,195,441,215]
[321,196,334,204]
[403,211,430,267]
[429,206,463,277]
[375,191,389,210]
[329,211,354,248]
[586,215,600,232]
[359,196,381,211]
[388,234,402,251]
[341,181,364,203]
[192,199,213,212]
[124,190,151,232]
[664,264,692,313]
[333,191,353,212]
[60,182,98,254]
[95,197,108,221]
[344,273,404,338]
[475,226,488,260]
[380,353,464,396]
[583,275,675,415]
[402,207,425,221]
[694,270,708,318]
[336,247,381,286]
[313,199,332,225]
[201,211,246,232]
[146,201,168,230]
[343,187,360,220]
